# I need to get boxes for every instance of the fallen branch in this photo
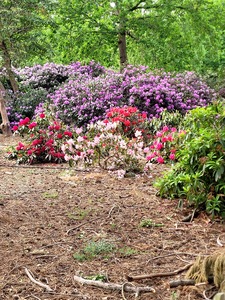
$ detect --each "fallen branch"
[73,275,155,297]
[126,262,193,282]
[169,279,195,288]
[24,267,53,292]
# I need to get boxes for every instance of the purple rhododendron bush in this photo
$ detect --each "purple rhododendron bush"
[48,65,216,127]
[3,61,106,126]
[1,62,216,129]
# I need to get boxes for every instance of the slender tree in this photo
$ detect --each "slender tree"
[0,0,56,91]
[0,81,12,136]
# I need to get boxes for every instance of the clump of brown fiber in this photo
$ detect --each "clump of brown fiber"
[186,250,225,291]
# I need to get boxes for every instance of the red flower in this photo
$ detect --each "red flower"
[123,120,131,127]
[28,122,37,129]
[27,149,34,155]
[32,139,41,146]
[45,139,54,146]
[106,112,113,118]
[18,117,30,126]
[16,142,25,151]
[142,112,147,119]
[169,153,176,160]
[156,142,163,150]
[57,133,63,139]
[54,125,60,130]
[12,125,18,131]
[157,156,164,164]
[64,131,73,137]
[39,113,45,119]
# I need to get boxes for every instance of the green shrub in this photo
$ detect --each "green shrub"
[155,101,225,217]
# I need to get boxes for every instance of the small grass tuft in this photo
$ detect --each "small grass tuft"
[73,239,115,261]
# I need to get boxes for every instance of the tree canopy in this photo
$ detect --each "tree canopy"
[1,0,225,74]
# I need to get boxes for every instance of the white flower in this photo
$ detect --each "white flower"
[94,136,100,144]
[67,138,74,146]
[119,140,127,149]
[75,127,83,135]
[77,136,84,142]
[61,144,66,152]
[117,169,126,179]
[64,154,71,161]
[135,130,142,137]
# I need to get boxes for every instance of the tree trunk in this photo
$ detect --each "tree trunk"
[118,19,128,71]
[0,41,19,93]
[0,81,12,136]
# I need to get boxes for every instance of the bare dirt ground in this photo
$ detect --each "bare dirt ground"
[0,134,225,300]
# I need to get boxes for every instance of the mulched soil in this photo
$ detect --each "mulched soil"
[0,134,225,300]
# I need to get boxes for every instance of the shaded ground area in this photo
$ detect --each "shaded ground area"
[0,135,224,300]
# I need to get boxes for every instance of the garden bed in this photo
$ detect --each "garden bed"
[0,134,224,300]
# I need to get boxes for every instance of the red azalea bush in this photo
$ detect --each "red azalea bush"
[8,112,73,164]
[104,106,149,139]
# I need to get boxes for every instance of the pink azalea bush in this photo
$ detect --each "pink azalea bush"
[8,106,185,177]
[8,112,72,164]
[62,120,148,173]
[144,126,186,166]
[61,107,185,176]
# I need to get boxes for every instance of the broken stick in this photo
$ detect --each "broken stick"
[73,275,155,297]
[25,267,53,292]
[126,262,193,282]
[169,279,195,288]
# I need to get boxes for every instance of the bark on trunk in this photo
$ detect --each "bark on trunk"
[0,41,19,93]
[118,20,128,71]
[0,81,12,136]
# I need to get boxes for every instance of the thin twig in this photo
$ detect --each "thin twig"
[147,251,207,264]
[127,263,193,282]
[1,264,22,290]
[107,204,121,219]
[24,267,53,292]
[66,217,101,235]
[40,241,73,249]
[122,282,129,300]
[29,294,41,300]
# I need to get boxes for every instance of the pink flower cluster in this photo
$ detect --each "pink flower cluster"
[145,126,184,164]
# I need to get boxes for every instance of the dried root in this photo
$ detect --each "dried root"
[186,250,225,292]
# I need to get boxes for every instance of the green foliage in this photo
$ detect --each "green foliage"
[139,218,164,228]
[73,240,115,261]
[84,274,107,282]
[155,101,225,217]
[118,246,138,257]
[40,0,225,73]
[147,109,184,134]
[0,0,56,66]
[7,87,48,126]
